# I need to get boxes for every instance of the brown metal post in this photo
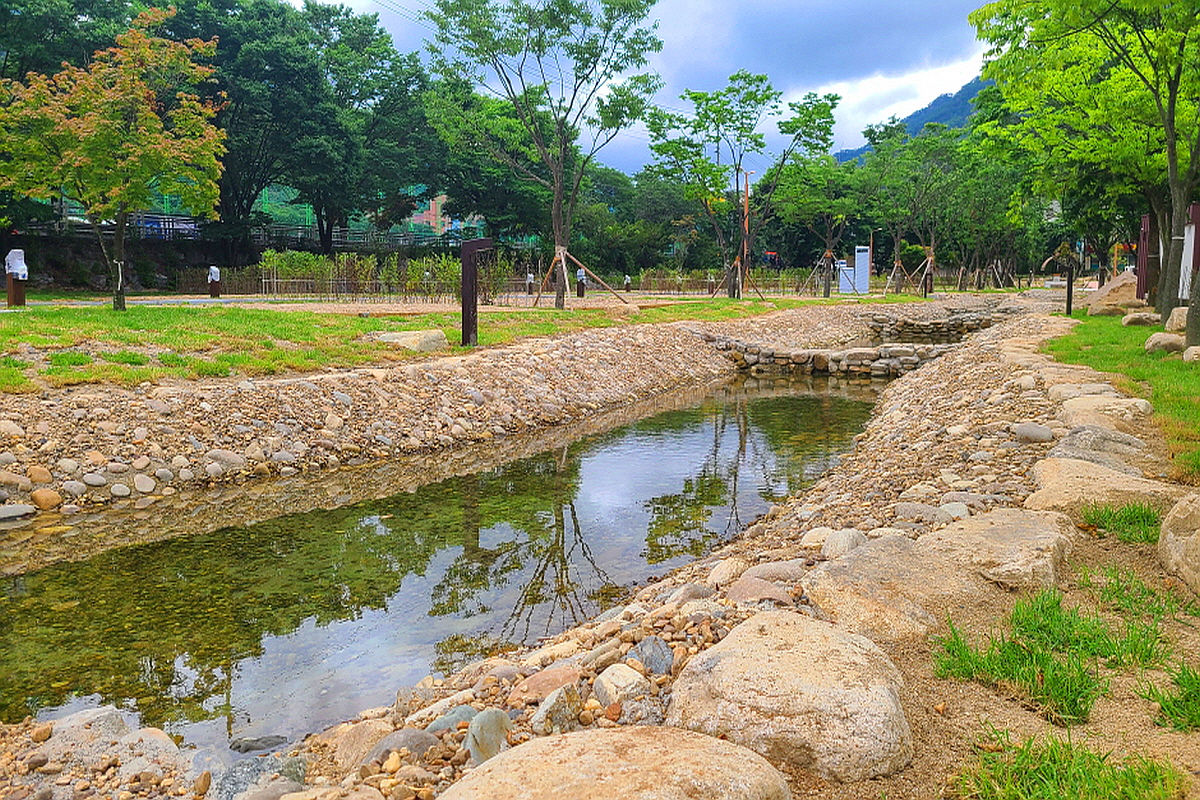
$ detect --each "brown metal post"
[461,238,493,347]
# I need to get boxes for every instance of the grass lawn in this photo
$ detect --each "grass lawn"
[1043,313,1200,482]
[0,294,924,392]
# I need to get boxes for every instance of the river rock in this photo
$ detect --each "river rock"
[464,708,513,764]
[593,664,651,708]
[725,575,793,606]
[1012,422,1053,443]
[628,635,674,676]
[530,684,582,736]
[742,559,808,583]
[364,728,439,764]
[706,557,749,588]
[426,704,477,734]
[666,610,912,782]
[1158,494,1200,595]
[439,727,791,800]
[313,718,392,771]
[378,330,449,352]
[821,529,867,559]
[507,665,580,706]
[30,489,62,510]
[133,474,156,493]
[27,465,52,483]
[1024,458,1188,520]
[1146,332,1186,353]
[0,503,35,520]
[1166,306,1188,332]
[665,582,714,604]
[892,502,951,526]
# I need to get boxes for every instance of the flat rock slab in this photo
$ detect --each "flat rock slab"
[439,726,791,800]
[1024,458,1188,521]
[801,535,977,642]
[1058,395,1153,435]
[914,508,1075,591]
[666,610,912,783]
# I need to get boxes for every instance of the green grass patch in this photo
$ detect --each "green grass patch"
[950,726,1188,799]
[98,350,150,366]
[1142,664,1200,731]
[0,367,35,393]
[1077,565,1200,620]
[935,590,1168,725]
[1082,502,1163,544]
[1043,314,1200,481]
[0,356,28,369]
[47,351,93,367]
[158,352,187,367]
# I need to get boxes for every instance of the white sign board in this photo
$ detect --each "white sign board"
[1181,221,1195,301]
[839,246,870,294]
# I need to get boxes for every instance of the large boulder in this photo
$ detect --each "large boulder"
[801,535,977,642]
[914,508,1075,591]
[1166,306,1189,332]
[1024,458,1188,521]
[665,610,912,782]
[1145,332,1186,354]
[1158,494,1200,595]
[1086,270,1138,315]
[439,727,791,800]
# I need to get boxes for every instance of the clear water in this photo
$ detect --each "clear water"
[0,375,874,754]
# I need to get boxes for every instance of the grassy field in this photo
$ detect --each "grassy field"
[0,295,919,392]
[1042,313,1200,481]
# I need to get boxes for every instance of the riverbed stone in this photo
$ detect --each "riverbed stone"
[530,683,583,736]
[27,465,52,483]
[507,665,580,707]
[206,449,247,468]
[82,472,106,487]
[666,610,912,782]
[439,727,791,800]
[1158,494,1200,595]
[110,483,131,497]
[593,664,651,708]
[426,704,477,734]
[314,718,392,771]
[892,502,951,526]
[742,558,808,583]
[821,529,867,560]
[628,635,674,675]
[133,474,156,493]
[30,489,62,510]
[1012,422,1053,443]
[0,503,35,520]
[363,728,439,764]
[705,557,749,588]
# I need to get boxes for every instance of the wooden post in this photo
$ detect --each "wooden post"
[1066,259,1074,316]
[461,238,493,347]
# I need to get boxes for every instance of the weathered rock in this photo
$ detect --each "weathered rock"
[1166,306,1188,332]
[592,664,651,708]
[507,665,580,706]
[377,330,449,352]
[1012,422,1053,443]
[706,557,749,588]
[1145,332,1186,354]
[742,559,808,583]
[27,465,52,483]
[628,635,674,676]
[440,727,791,799]
[892,502,951,526]
[363,728,438,764]
[530,684,583,736]
[725,576,793,606]
[425,704,477,734]
[1185,346,1200,363]
[820,529,867,560]
[1024,458,1188,520]
[1158,494,1200,595]
[0,503,35,520]
[1059,395,1153,435]
[313,718,392,771]
[666,610,912,782]
[1086,270,1138,313]
[1121,311,1161,326]
[802,535,977,642]
[464,708,513,764]
[914,508,1075,591]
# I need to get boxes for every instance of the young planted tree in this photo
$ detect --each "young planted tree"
[0,7,224,310]
[426,0,662,309]
[973,0,1200,341]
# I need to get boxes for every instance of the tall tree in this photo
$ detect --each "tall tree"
[0,7,224,310]
[973,0,1200,340]
[426,0,662,308]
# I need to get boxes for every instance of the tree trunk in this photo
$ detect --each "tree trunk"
[552,189,567,310]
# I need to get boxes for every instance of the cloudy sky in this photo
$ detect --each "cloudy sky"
[362,0,987,174]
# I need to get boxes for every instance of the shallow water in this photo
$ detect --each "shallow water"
[0,375,874,756]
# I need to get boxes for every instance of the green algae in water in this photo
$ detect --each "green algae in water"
[0,380,872,750]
